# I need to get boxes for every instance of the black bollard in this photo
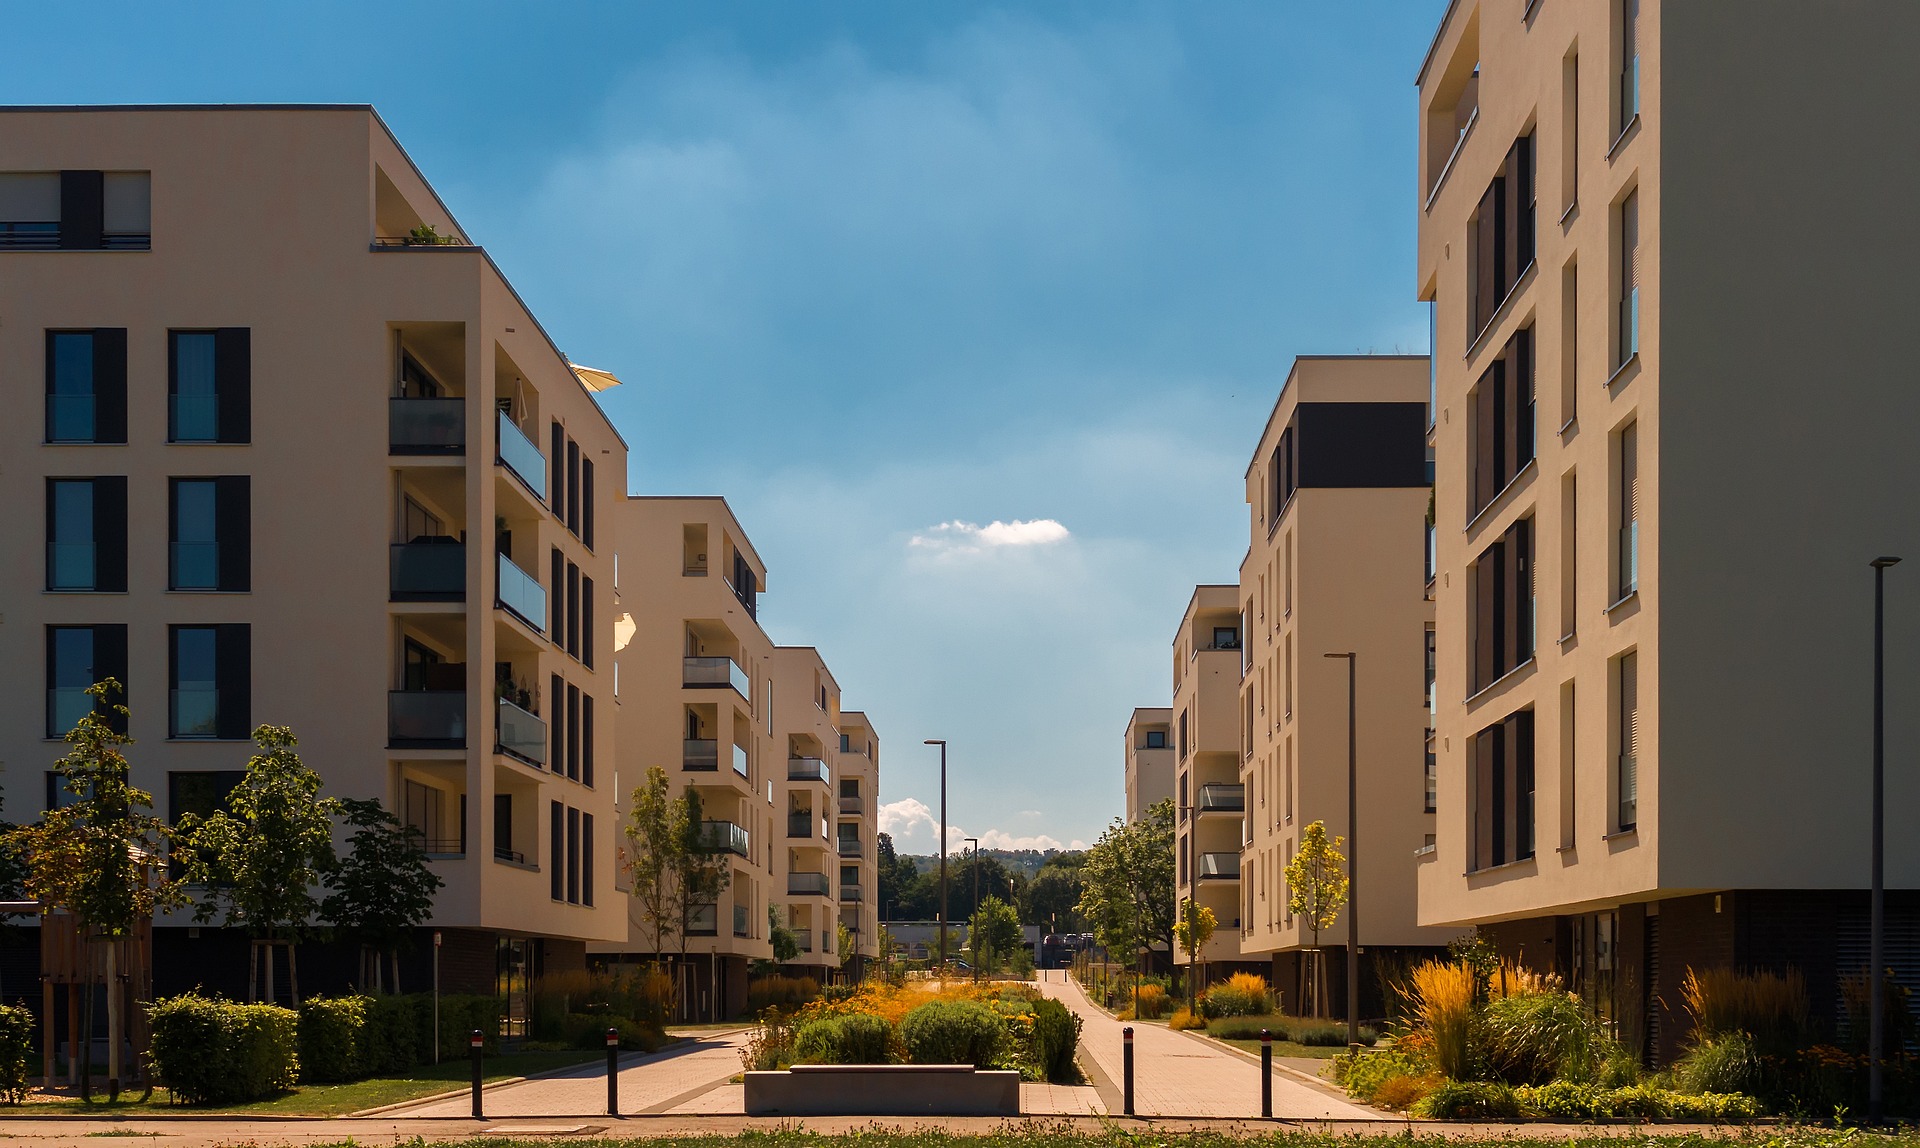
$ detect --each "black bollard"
[470,1029,484,1119]
[1122,1025,1135,1116]
[1261,1029,1273,1118]
[607,1027,621,1116]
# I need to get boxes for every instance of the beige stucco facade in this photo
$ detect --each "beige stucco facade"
[1124,707,1173,824]
[770,644,846,974]
[1416,0,1920,1055]
[1171,585,1247,968]
[1238,358,1459,996]
[836,711,881,962]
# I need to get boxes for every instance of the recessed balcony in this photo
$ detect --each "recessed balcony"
[391,540,466,602]
[496,411,547,499]
[496,552,545,632]
[389,690,467,748]
[684,656,750,697]
[733,744,750,778]
[495,697,545,767]
[732,904,749,937]
[390,397,465,455]
[787,872,830,897]
[837,837,862,858]
[839,884,863,902]
[788,813,820,840]
[684,739,719,771]
[837,794,864,815]
[787,757,828,784]
[698,820,750,857]
[1198,784,1245,813]
[1199,852,1241,880]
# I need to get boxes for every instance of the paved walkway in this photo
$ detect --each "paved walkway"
[392,1028,750,1117]
[1034,971,1379,1120]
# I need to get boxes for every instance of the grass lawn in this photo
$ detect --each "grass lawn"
[1215,1036,1344,1061]
[19,1049,607,1116]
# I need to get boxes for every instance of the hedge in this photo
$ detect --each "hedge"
[148,993,300,1105]
[899,1000,1004,1067]
[795,1013,896,1064]
[1030,997,1082,1083]
[296,996,367,1083]
[0,1005,31,1104]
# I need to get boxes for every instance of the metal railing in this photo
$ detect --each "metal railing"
[683,739,719,770]
[0,221,59,249]
[170,393,219,442]
[390,397,465,454]
[496,410,547,498]
[495,697,546,766]
[683,656,750,697]
[390,540,465,600]
[1199,852,1241,879]
[170,687,219,739]
[412,836,465,856]
[787,872,830,896]
[496,552,546,631]
[698,820,750,857]
[389,690,467,746]
[493,846,526,865]
[1198,783,1245,812]
[787,757,828,783]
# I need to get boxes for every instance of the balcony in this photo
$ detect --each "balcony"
[788,813,819,840]
[732,904,749,937]
[1198,784,1245,813]
[493,845,527,865]
[687,903,718,937]
[787,872,830,897]
[787,757,828,784]
[496,410,547,499]
[796,929,814,953]
[837,794,865,815]
[733,744,750,778]
[390,397,464,455]
[683,739,719,771]
[390,540,466,601]
[1199,852,1241,880]
[698,820,750,857]
[389,690,466,748]
[684,656,750,697]
[410,835,465,858]
[839,884,863,902]
[495,697,546,766]
[496,553,545,631]
[838,838,862,858]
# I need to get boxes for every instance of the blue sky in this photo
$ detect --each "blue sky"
[12,1,1447,853]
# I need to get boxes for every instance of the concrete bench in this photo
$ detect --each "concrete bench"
[744,1064,1021,1116]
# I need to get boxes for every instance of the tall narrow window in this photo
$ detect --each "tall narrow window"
[582,694,595,787]
[566,806,581,904]
[1284,532,1294,615]
[581,457,595,549]
[169,329,250,443]
[1284,633,1293,717]
[1559,679,1578,849]
[550,800,565,899]
[1560,471,1578,638]
[1425,737,1438,814]
[1617,651,1638,830]
[550,548,564,636]
[1469,326,1537,516]
[1425,625,1437,724]
[1470,518,1535,691]
[566,439,581,536]
[46,329,127,444]
[169,624,249,739]
[550,672,564,770]
[566,561,581,657]
[46,624,128,737]
[1618,191,1640,367]
[169,477,250,591]
[581,812,594,906]
[565,683,580,782]
[581,575,595,668]
[1617,422,1638,598]
[549,422,566,518]
[1560,260,1579,428]
[47,477,127,592]
[1561,51,1579,213]
[1283,736,1293,823]
[1619,0,1640,132]
[495,793,514,860]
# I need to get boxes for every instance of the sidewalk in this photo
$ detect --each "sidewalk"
[389,1029,750,1117]
[1034,970,1381,1120]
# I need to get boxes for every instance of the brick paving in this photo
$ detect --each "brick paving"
[1035,971,1379,1120]
[391,1028,751,1117]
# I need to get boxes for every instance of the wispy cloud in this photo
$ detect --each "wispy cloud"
[878,798,1086,853]
[908,518,1070,556]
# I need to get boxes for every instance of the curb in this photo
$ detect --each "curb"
[351,1035,697,1117]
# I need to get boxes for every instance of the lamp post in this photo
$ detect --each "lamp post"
[924,739,948,971]
[965,837,980,979]
[1870,556,1900,1122]
[1325,651,1359,1048]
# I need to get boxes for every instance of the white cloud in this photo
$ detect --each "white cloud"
[908,518,1070,556]
[878,798,1085,853]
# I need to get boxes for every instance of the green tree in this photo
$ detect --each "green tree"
[1021,856,1087,931]
[1076,799,1175,991]
[679,787,734,972]
[321,798,443,993]
[9,680,186,1098]
[837,921,856,970]
[179,725,341,1002]
[968,895,1022,972]
[1176,899,1217,1000]
[1284,819,1349,1017]
[768,904,799,963]
[623,767,687,963]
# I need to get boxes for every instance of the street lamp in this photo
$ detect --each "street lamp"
[965,837,981,980]
[1325,651,1359,1048]
[1870,556,1900,1121]
[924,739,948,971]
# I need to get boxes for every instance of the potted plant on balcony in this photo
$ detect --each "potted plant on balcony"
[404,223,457,246]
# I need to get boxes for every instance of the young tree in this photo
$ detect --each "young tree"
[1175,900,1218,1001]
[768,904,799,963]
[1076,799,1175,1006]
[836,921,856,972]
[9,680,187,1098]
[623,767,687,967]
[321,798,443,993]
[968,895,1023,973]
[1284,820,1349,1017]
[678,787,734,975]
[179,725,341,1002]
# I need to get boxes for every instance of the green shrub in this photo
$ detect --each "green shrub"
[1340,1049,1432,1103]
[899,1000,1004,1067]
[1031,997,1082,1083]
[1482,991,1612,1084]
[745,975,820,1015]
[1513,1080,1762,1121]
[1207,1014,1377,1046]
[427,993,502,1059]
[148,993,299,1105]
[1198,981,1268,1019]
[794,1013,895,1064]
[363,994,422,1074]
[296,995,368,1083]
[0,1004,32,1104]
[1410,1079,1520,1119]
[1673,1030,1762,1097]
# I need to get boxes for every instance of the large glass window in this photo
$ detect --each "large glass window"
[171,332,218,442]
[48,627,97,736]
[48,333,95,442]
[49,480,95,590]
[171,479,219,590]
[171,626,220,738]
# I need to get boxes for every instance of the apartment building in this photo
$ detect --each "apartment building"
[1124,707,1174,823]
[1238,356,1456,1016]
[598,497,777,1018]
[0,106,625,1015]
[1417,0,1920,1059]
[836,711,882,972]
[1170,586,1250,973]
[770,645,846,977]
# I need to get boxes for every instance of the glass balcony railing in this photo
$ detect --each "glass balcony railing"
[683,656,750,697]
[48,394,96,443]
[839,884,863,902]
[733,743,750,777]
[49,542,96,590]
[170,541,220,591]
[787,872,830,897]
[496,553,545,631]
[698,820,750,857]
[837,794,864,814]
[170,393,218,443]
[1199,852,1241,879]
[389,690,467,747]
[48,687,94,735]
[837,837,862,857]
[732,904,749,937]
[496,697,546,766]
[788,813,818,839]
[787,757,828,783]
[1198,783,1245,812]
[683,739,719,770]
[389,397,465,454]
[171,687,219,739]
[496,410,547,498]
[796,929,814,953]
[390,540,466,601]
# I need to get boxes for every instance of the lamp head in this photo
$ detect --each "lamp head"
[1873,557,1903,570]
[924,739,945,746]
[1323,651,1354,660]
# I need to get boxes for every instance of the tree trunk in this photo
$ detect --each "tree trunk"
[79,945,94,1100]
[105,942,121,1099]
